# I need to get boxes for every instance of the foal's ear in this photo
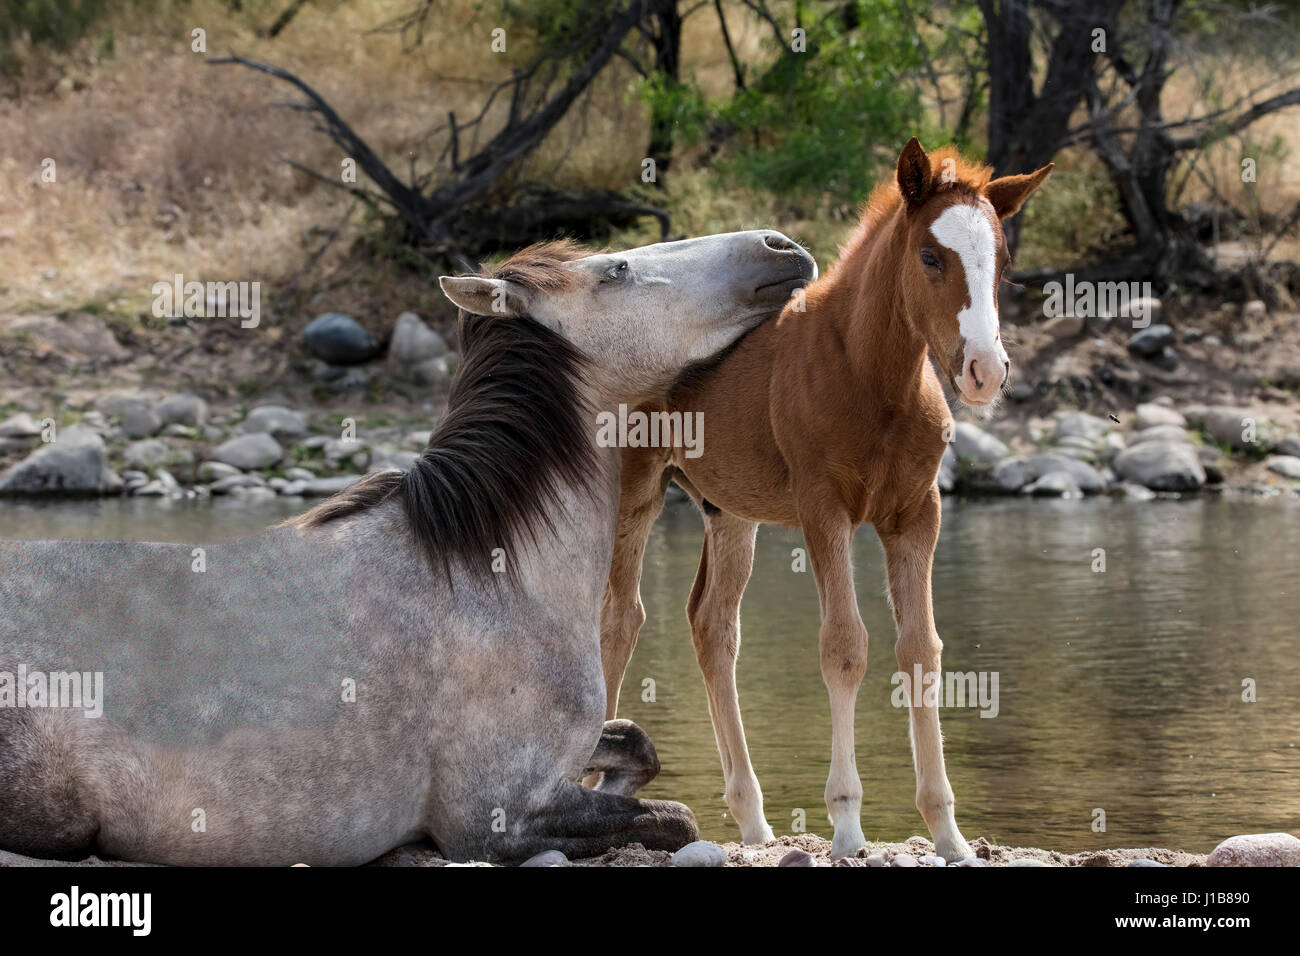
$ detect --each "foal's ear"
[984,164,1054,220]
[437,276,530,318]
[896,137,932,211]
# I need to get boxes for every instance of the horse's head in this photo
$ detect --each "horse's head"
[438,232,815,401]
[894,138,1051,407]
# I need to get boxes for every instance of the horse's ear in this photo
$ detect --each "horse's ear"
[438,276,529,317]
[897,137,932,211]
[985,163,1054,220]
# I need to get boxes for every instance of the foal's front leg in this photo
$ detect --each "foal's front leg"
[879,487,971,861]
[801,510,870,857]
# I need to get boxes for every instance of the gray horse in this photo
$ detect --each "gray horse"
[0,232,815,865]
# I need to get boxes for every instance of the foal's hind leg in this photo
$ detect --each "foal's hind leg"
[582,719,661,797]
[879,486,971,861]
[685,508,774,844]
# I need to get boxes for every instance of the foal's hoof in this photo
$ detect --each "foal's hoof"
[830,826,868,860]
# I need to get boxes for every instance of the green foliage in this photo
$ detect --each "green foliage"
[645,0,930,206]
[0,0,111,72]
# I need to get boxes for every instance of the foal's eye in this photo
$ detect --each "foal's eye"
[604,260,629,282]
[920,248,941,270]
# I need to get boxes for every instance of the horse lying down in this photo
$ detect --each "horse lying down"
[0,232,816,865]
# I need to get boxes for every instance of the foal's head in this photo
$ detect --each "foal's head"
[892,138,1052,406]
[439,232,815,401]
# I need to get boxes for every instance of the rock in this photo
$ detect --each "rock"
[862,850,889,867]
[5,312,128,364]
[1184,405,1268,451]
[1099,432,1127,463]
[1127,859,1165,867]
[284,466,316,481]
[778,848,816,867]
[122,439,170,471]
[1054,412,1109,443]
[302,475,364,497]
[211,433,283,470]
[1116,481,1157,500]
[1135,403,1186,430]
[1149,346,1179,371]
[209,474,267,494]
[1129,424,1194,446]
[303,313,379,365]
[937,444,956,494]
[520,850,569,868]
[323,438,367,462]
[1266,455,1300,480]
[368,446,420,473]
[278,480,307,496]
[1006,858,1051,867]
[672,840,727,868]
[1023,471,1083,498]
[403,430,432,450]
[1198,446,1226,485]
[0,426,106,494]
[120,402,162,439]
[888,853,918,867]
[1127,324,1174,357]
[1182,327,1205,344]
[1042,314,1085,339]
[155,393,209,428]
[1113,441,1206,491]
[918,854,947,867]
[993,454,1106,495]
[238,405,309,441]
[951,422,1008,465]
[0,412,42,437]
[410,355,454,389]
[1241,299,1267,321]
[1206,832,1300,867]
[953,855,988,867]
[197,460,242,482]
[1008,382,1036,402]
[387,312,449,375]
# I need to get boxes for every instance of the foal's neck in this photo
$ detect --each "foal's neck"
[822,211,930,406]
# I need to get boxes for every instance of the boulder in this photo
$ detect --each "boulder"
[1129,424,1194,447]
[211,433,283,470]
[1266,455,1300,480]
[1206,833,1300,867]
[1184,405,1270,452]
[951,422,1008,465]
[0,412,42,438]
[1127,324,1174,357]
[238,405,308,441]
[1135,403,1186,430]
[120,402,162,439]
[155,393,209,428]
[122,439,170,471]
[1023,471,1083,498]
[1113,441,1206,491]
[303,313,379,365]
[0,425,106,494]
[1054,411,1109,443]
[387,312,449,374]
[992,453,1107,494]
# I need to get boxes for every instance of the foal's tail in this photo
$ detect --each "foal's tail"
[0,709,100,859]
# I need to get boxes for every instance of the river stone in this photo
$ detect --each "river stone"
[1023,471,1082,498]
[1127,858,1165,867]
[1275,435,1300,458]
[888,853,918,867]
[1054,411,1109,443]
[953,856,988,867]
[993,453,1106,494]
[197,460,242,482]
[1116,481,1157,500]
[1184,405,1268,451]
[1129,424,1193,446]
[1135,403,1186,430]
[918,854,947,867]
[1148,346,1179,370]
[302,475,364,497]
[1198,446,1226,485]
[209,474,266,494]
[0,426,106,494]
[937,445,956,494]
[120,401,162,439]
[122,439,170,471]
[672,840,727,867]
[1266,455,1300,480]
[862,850,889,867]
[368,446,420,472]
[1006,858,1051,867]
[1206,833,1300,867]
[304,313,379,365]
[285,466,316,481]
[388,312,449,372]
[1113,441,1206,491]
[520,850,569,868]
[1127,324,1174,357]
[1242,299,1267,321]
[1099,432,1127,463]
[155,393,209,428]
[778,848,816,868]
[323,437,368,462]
[951,422,1008,464]
[0,412,43,437]
[238,405,308,440]
[211,432,282,470]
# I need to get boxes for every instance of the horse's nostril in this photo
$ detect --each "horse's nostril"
[968,358,983,390]
[763,233,797,252]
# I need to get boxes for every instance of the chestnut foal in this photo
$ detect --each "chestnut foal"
[599,139,1052,858]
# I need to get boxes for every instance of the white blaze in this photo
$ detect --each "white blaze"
[929,201,1001,357]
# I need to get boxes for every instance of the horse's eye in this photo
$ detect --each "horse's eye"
[920,248,941,270]
[605,261,629,281]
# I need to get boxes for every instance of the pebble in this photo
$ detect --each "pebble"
[888,853,918,867]
[952,856,988,867]
[862,850,889,867]
[778,848,816,867]
[672,840,727,867]
[918,854,946,866]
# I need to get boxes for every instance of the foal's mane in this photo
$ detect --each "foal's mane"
[286,241,596,584]
[837,147,995,262]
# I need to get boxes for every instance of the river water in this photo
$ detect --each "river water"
[3,494,1297,853]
